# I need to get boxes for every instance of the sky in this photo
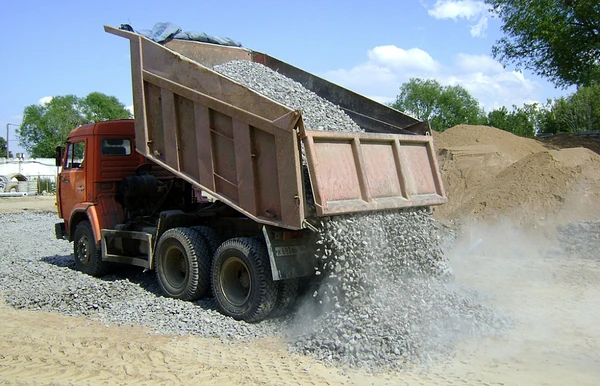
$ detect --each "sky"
[1,0,574,156]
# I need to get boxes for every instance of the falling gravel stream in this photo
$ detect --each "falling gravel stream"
[214,61,508,369]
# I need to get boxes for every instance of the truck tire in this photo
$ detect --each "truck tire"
[212,238,277,323]
[155,228,211,301]
[73,221,111,277]
[270,278,299,317]
[190,226,223,259]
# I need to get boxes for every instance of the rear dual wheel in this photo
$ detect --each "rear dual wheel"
[211,238,278,323]
[155,227,211,301]
[156,229,297,322]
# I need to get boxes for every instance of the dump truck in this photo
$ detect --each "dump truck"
[55,25,447,322]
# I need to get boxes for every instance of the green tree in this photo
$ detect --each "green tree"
[0,136,6,156]
[486,104,539,137]
[487,0,600,87]
[392,78,484,131]
[538,83,600,133]
[81,92,132,122]
[18,93,132,158]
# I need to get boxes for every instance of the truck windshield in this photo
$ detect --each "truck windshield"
[101,139,131,156]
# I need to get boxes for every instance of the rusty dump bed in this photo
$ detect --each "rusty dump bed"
[105,26,446,230]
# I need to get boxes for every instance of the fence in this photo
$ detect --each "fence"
[0,158,58,195]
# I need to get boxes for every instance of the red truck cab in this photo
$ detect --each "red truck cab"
[56,119,143,243]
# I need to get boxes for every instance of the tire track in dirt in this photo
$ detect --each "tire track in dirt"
[0,303,277,385]
[0,303,356,385]
[0,301,479,386]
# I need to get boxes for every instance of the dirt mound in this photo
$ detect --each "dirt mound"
[433,125,600,227]
[434,124,546,162]
[537,133,600,155]
[454,148,600,225]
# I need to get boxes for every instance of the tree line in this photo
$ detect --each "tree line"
[392,78,600,136]
[393,0,600,135]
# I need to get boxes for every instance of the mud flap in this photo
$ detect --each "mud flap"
[55,222,67,240]
[262,226,317,280]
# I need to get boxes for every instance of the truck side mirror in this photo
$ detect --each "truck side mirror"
[55,146,65,167]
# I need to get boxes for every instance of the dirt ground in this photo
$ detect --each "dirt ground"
[1,196,599,385]
[0,195,57,213]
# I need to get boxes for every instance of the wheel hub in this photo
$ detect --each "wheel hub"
[76,236,90,265]
[164,245,187,288]
[220,256,251,307]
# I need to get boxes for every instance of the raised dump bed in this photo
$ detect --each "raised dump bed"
[105,26,446,230]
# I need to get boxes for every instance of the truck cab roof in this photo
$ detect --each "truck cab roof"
[68,119,134,139]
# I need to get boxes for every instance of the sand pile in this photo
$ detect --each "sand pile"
[433,124,546,162]
[433,125,600,226]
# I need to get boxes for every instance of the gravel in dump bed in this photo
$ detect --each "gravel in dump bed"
[0,211,282,341]
[288,210,507,370]
[213,60,363,133]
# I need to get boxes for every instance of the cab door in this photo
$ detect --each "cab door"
[58,140,87,226]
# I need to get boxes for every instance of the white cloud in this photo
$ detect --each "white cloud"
[324,45,440,99]
[126,104,134,115]
[455,53,504,74]
[321,45,544,112]
[444,71,539,110]
[470,16,488,37]
[39,96,53,105]
[428,1,489,38]
[368,46,440,73]
[428,0,487,20]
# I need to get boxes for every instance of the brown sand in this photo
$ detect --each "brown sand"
[433,125,600,227]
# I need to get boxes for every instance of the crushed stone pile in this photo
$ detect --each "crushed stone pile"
[557,220,600,260]
[0,212,282,342]
[213,60,362,133]
[214,61,508,369]
[290,210,505,369]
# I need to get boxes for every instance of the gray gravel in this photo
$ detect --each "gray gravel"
[0,211,282,341]
[213,60,507,369]
[288,210,506,370]
[557,221,600,259]
[213,60,362,133]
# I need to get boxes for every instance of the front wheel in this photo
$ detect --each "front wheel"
[73,221,111,277]
[211,238,277,323]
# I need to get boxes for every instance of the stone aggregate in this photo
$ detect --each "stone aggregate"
[213,60,363,133]
[214,60,508,369]
[0,212,282,341]
[556,221,600,260]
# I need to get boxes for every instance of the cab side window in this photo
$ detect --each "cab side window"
[64,141,85,169]
[101,139,131,156]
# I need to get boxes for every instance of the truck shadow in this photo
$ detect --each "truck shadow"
[41,254,162,296]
